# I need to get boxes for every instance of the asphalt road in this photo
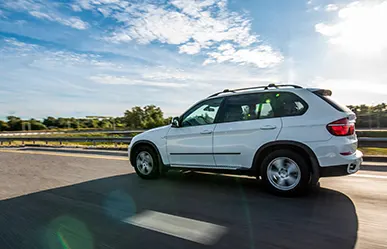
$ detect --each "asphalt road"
[1,149,387,249]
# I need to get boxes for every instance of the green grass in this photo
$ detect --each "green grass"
[359,147,387,156]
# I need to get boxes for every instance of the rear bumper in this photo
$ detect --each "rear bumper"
[319,150,363,177]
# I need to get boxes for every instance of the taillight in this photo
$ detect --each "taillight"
[327,118,355,136]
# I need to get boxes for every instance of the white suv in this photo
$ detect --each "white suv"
[128,84,363,196]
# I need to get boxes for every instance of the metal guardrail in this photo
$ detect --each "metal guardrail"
[0,136,386,148]
[0,130,145,137]
[0,137,132,146]
[358,137,387,148]
[0,128,385,137]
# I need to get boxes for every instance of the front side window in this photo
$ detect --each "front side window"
[181,98,223,127]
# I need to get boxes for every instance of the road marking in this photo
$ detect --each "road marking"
[350,174,387,180]
[123,210,227,245]
[362,161,387,166]
[0,149,128,161]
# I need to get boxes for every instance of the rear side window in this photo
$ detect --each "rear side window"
[220,93,276,123]
[274,92,308,117]
[314,93,351,113]
[219,92,308,123]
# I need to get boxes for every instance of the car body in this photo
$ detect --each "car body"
[128,84,363,196]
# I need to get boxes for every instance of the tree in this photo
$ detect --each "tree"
[7,116,22,131]
[142,105,165,129]
[124,106,145,129]
[164,117,173,125]
[0,120,9,131]
[346,103,387,128]
[43,117,58,128]
[29,119,47,130]
[56,118,68,128]
[123,105,167,129]
[99,119,113,129]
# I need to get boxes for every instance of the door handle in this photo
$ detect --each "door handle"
[260,125,277,130]
[200,130,213,134]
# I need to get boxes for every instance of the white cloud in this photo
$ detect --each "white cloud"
[311,77,387,105]
[30,10,89,30]
[1,38,40,53]
[204,45,283,68]
[0,9,6,18]
[325,4,339,12]
[71,4,83,12]
[315,1,387,54]
[76,0,283,68]
[178,42,201,55]
[218,43,234,51]
[1,38,110,68]
[64,17,89,30]
[89,75,189,88]
[0,36,290,117]
[1,0,89,30]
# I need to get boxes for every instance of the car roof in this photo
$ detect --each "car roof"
[206,84,308,100]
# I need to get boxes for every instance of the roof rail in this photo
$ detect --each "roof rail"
[207,83,303,98]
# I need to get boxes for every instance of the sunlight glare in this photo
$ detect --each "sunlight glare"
[316,1,387,54]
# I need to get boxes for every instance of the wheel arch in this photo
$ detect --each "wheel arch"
[130,140,163,167]
[252,140,320,184]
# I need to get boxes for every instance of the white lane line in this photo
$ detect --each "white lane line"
[350,174,387,179]
[123,210,227,245]
[362,161,387,166]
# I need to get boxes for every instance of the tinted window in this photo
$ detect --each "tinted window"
[274,92,308,117]
[181,98,223,127]
[219,92,307,123]
[314,93,351,113]
[221,93,276,123]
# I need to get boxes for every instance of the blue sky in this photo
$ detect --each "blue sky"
[0,0,386,119]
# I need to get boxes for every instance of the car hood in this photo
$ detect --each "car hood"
[131,125,171,143]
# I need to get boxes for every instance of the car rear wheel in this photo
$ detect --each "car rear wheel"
[133,146,160,179]
[260,149,310,196]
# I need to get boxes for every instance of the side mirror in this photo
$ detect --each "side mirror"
[171,117,180,128]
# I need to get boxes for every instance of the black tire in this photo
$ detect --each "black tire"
[260,149,310,197]
[133,145,160,179]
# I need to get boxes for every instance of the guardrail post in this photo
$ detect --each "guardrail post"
[46,141,48,145]
[22,140,24,145]
[60,141,62,146]
[0,141,3,146]
[9,141,11,146]
[93,141,96,147]
[33,141,36,145]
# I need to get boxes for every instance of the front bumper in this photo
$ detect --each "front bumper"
[319,150,363,177]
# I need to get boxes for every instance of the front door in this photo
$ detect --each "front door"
[166,97,224,167]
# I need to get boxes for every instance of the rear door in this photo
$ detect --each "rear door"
[212,92,282,169]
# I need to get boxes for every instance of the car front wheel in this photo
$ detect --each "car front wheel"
[260,150,310,196]
[133,146,160,179]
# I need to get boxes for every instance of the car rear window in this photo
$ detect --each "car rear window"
[315,93,351,113]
